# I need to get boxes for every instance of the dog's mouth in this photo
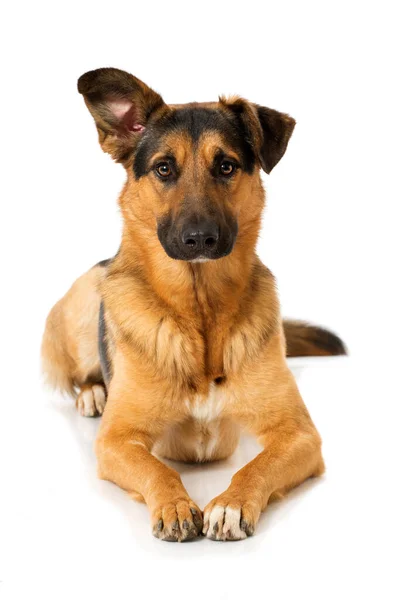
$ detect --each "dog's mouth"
[190,257,211,263]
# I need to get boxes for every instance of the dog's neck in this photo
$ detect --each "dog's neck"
[115,222,262,380]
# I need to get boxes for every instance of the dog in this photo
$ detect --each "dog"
[41,67,346,542]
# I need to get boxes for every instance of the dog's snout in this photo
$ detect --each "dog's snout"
[181,221,219,251]
[157,212,237,261]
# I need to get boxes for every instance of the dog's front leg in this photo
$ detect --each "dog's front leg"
[96,394,203,542]
[203,371,325,541]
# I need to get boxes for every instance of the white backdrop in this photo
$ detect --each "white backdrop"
[1,1,399,599]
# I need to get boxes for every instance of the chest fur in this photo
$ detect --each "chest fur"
[105,263,278,386]
[154,382,236,463]
[185,382,226,422]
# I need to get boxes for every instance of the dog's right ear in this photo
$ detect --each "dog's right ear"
[78,68,165,163]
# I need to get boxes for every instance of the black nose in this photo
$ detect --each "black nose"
[181,220,219,251]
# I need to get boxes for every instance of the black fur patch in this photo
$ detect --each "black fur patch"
[133,107,256,179]
[98,301,112,387]
[96,258,112,268]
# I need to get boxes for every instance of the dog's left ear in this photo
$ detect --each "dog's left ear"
[78,67,166,163]
[255,105,296,173]
[220,97,296,173]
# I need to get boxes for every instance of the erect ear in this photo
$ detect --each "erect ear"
[77,68,165,163]
[220,96,296,174]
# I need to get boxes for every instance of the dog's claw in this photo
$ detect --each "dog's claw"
[152,501,203,542]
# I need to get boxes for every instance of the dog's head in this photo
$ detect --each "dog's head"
[78,68,295,262]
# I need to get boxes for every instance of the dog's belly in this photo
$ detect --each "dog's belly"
[154,384,240,463]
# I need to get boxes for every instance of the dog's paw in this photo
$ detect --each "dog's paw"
[76,384,106,417]
[202,494,260,541]
[151,500,203,542]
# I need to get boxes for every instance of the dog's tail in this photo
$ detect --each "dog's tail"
[283,320,347,357]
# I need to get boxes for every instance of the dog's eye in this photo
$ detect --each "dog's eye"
[155,163,172,178]
[220,161,236,177]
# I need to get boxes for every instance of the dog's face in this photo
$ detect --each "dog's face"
[78,68,295,262]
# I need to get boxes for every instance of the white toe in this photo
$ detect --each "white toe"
[222,507,246,540]
[206,505,225,539]
[205,505,247,541]
[92,384,106,415]
[77,386,106,417]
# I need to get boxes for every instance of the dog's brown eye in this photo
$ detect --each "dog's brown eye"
[220,161,235,176]
[155,163,172,178]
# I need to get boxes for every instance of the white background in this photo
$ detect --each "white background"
[1,1,399,599]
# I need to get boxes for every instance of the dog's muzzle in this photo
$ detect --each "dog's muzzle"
[157,216,238,261]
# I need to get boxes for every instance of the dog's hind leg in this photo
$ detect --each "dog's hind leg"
[76,383,107,417]
[41,262,108,416]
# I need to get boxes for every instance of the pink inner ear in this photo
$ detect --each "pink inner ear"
[131,123,145,132]
[107,97,145,133]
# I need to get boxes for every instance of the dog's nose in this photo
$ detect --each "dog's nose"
[181,221,219,250]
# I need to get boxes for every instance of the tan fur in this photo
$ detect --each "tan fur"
[41,68,338,542]
[41,265,105,396]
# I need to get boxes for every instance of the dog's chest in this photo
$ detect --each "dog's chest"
[183,382,228,462]
[185,382,226,422]
[155,382,236,463]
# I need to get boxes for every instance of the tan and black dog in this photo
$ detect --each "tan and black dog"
[42,67,345,542]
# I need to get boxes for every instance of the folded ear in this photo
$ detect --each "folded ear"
[78,68,165,163]
[254,105,296,173]
[220,96,296,173]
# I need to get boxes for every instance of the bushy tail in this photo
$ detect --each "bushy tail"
[283,320,346,357]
